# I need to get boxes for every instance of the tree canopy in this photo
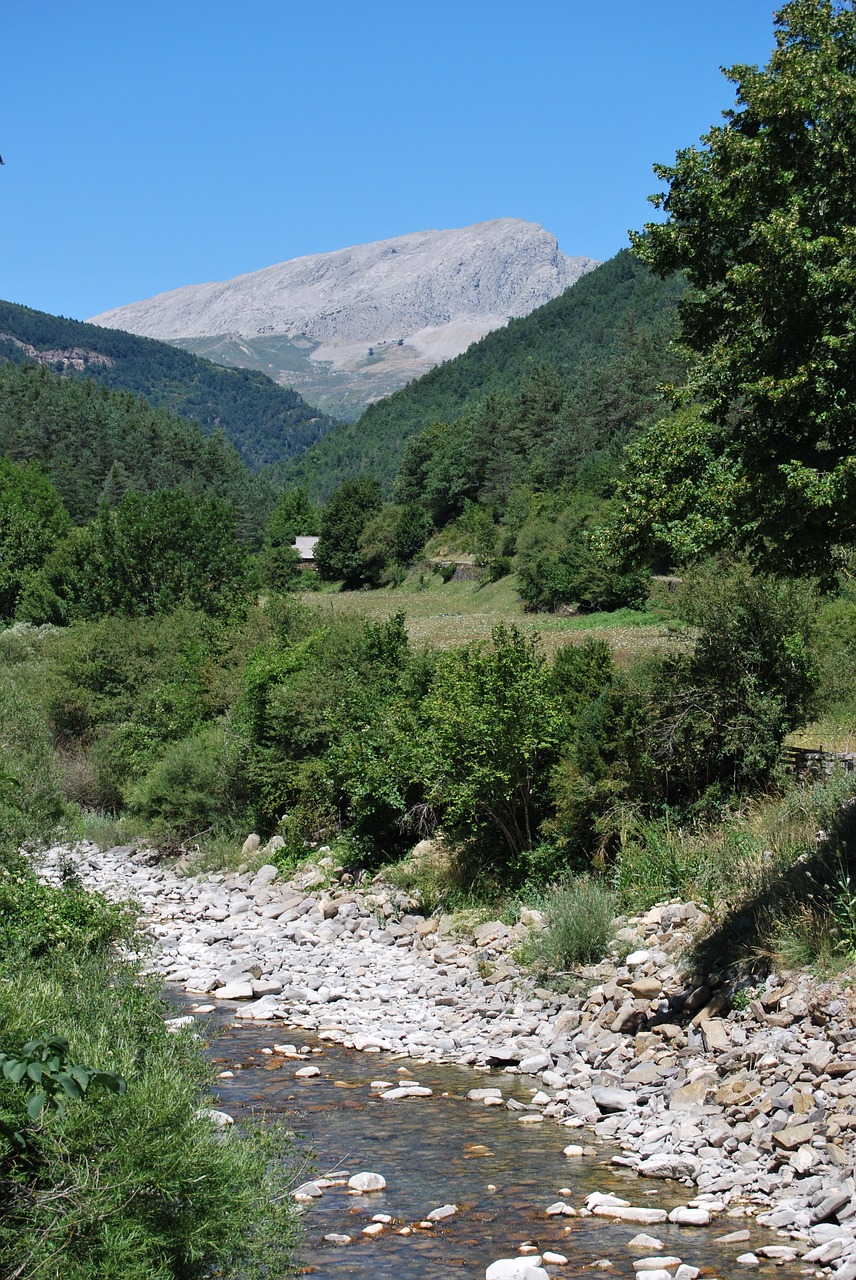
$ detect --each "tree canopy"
[630,0,856,576]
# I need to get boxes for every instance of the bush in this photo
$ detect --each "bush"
[126,726,237,838]
[424,625,566,870]
[531,876,617,971]
[647,562,820,806]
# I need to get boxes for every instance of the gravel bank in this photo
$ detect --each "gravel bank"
[40,840,856,1280]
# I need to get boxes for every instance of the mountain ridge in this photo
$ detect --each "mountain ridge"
[276,249,686,500]
[0,300,339,472]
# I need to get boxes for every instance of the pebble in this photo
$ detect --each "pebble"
[426,1203,458,1221]
[486,1261,548,1280]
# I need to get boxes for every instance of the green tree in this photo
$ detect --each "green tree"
[647,563,819,805]
[20,490,248,623]
[608,406,742,568]
[631,0,856,575]
[315,476,382,585]
[0,460,71,620]
[264,486,320,548]
[424,625,565,869]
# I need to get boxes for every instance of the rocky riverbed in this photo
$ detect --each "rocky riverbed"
[39,839,856,1280]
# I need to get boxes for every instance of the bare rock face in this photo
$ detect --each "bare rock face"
[89,219,597,418]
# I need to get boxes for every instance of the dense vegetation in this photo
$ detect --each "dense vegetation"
[0,361,274,532]
[0,298,339,470]
[0,633,299,1279]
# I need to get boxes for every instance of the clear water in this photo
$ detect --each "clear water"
[195,1001,808,1280]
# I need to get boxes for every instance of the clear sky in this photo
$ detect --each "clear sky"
[3,1,780,321]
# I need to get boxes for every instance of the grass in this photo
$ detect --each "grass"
[304,572,674,663]
[0,873,301,1280]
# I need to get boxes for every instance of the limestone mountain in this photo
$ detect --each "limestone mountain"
[89,219,597,419]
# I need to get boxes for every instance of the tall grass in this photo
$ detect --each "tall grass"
[530,877,617,972]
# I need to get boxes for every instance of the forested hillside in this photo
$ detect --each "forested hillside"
[0,361,275,533]
[279,251,685,500]
[0,300,339,470]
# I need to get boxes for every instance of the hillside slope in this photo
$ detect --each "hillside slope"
[0,301,338,471]
[0,360,274,537]
[87,220,597,419]
[277,250,686,500]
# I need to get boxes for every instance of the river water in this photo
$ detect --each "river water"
[196,1002,809,1280]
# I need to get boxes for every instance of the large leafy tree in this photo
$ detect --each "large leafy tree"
[0,460,71,620]
[20,490,248,623]
[630,0,856,575]
[315,476,382,585]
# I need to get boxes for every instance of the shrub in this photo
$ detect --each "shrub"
[126,726,237,838]
[531,876,617,971]
[647,563,820,806]
[424,625,566,870]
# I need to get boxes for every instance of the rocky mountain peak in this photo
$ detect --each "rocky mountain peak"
[89,219,598,418]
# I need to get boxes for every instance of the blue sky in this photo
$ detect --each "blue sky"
[3,1,779,320]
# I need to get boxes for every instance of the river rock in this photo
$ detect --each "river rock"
[348,1172,387,1192]
[427,1203,458,1221]
[668,1207,711,1227]
[593,1206,669,1224]
[217,980,254,1000]
[592,1086,637,1112]
[627,1235,666,1252]
[485,1261,549,1280]
[638,1154,700,1180]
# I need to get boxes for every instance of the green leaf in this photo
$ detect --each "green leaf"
[56,1074,83,1100]
[26,1091,47,1120]
[70,1065,90,1090]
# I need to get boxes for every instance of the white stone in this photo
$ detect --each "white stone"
[348,1172,387,1192]
[196,1107,234,1125]
[216,981,254,1000]
[485,1260,549,1280]
[668,1207,711,1226]
[292,1180,323,1197]
[633,1259,682,1272]
[427,1204,458,1221]
[593,1207,669,1225]
[627,1235,666,1252]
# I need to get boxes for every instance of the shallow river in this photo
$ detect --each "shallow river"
[196,1002,809,1280]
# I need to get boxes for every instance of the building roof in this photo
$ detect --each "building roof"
[293,535,320,560]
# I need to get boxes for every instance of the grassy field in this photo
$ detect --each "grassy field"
[302,572,677,663]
